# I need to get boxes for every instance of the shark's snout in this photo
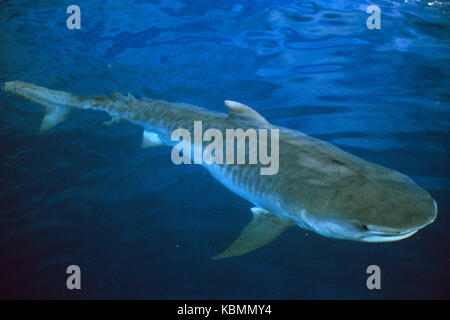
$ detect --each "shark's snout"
[360,199,437,242]
[300,196,437,243]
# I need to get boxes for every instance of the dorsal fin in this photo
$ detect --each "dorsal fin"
[127,93,137,102]
[224,100,270,125]
[113,92,136,103]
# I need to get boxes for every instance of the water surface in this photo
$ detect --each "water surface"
[0,0,449,299]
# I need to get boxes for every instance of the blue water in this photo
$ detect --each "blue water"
[0,0,449,299]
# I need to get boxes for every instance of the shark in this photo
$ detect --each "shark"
[2,80,437,259]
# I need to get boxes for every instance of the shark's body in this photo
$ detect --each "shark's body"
[3,81,437,258]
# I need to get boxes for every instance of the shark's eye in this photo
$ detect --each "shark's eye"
[361,224,369,231]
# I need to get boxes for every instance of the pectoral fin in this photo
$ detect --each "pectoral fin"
[39,105,71,133]
[141,130,164,148]
[212,207,293,260]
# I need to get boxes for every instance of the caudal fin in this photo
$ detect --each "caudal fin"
[39,105,71,133]
[3,81,80,133]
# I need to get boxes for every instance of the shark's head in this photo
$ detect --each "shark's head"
[292,167,437,242]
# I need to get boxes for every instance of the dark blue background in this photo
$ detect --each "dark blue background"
[0,0,448,299]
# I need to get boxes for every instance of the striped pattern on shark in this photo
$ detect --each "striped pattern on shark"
[2,81,437,259]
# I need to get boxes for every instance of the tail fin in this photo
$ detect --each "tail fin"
[3,81,81,133]
[39,105,71,133]
[4,81,81,108]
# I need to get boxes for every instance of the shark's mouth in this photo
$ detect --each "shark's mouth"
[298,214,423,243]
[361,229,418,242]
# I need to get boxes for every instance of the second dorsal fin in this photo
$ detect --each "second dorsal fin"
[224,100,270,125]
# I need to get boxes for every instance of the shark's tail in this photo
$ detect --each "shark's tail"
[3,80,131,133]
[2,80,167,149]
[4,81,88,133]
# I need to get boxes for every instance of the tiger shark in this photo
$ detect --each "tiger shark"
[2,80,437,259]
